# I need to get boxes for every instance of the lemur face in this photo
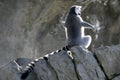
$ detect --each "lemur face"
[69,5,82,15]
[74,6,82,15]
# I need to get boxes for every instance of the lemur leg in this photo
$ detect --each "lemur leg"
[82,35,92,48]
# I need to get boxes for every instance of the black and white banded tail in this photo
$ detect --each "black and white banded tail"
[20,45,71,79]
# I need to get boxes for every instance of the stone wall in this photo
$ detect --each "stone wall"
[0,44,120,80]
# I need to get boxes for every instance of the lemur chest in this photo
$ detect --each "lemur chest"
[76,15,83,22]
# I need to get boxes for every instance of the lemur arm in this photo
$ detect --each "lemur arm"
[80,21,95,30]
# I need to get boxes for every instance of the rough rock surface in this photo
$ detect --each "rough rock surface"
[0,44,120,80]
[47,50,78,80]
[112,75,120,80]
[71,47,106,80]
[0,58,38,80]
[95,44,120,79]
[34,58,58,80]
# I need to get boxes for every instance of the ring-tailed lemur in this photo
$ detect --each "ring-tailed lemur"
[20,5,95,79]
[65,5,95,48]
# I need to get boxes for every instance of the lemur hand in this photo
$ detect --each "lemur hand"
[91,25,96,32]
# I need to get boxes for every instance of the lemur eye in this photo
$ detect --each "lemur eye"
[77,7,79,10]
[77,7,81,11]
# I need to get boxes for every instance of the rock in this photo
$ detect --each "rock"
[0,61,21,80]
[34,57,58,80]
[1,45,120,80]
[47,50,79,80]
[94,44,120,79]
[16,58,38,80]
[112,75,120,80]
[70,46,106,80]
[0,58,38,80]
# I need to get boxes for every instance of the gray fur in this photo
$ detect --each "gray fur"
[65,5,95,48]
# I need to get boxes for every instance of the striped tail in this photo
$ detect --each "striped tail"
[20,45,71,79]
[20,59,39,79]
